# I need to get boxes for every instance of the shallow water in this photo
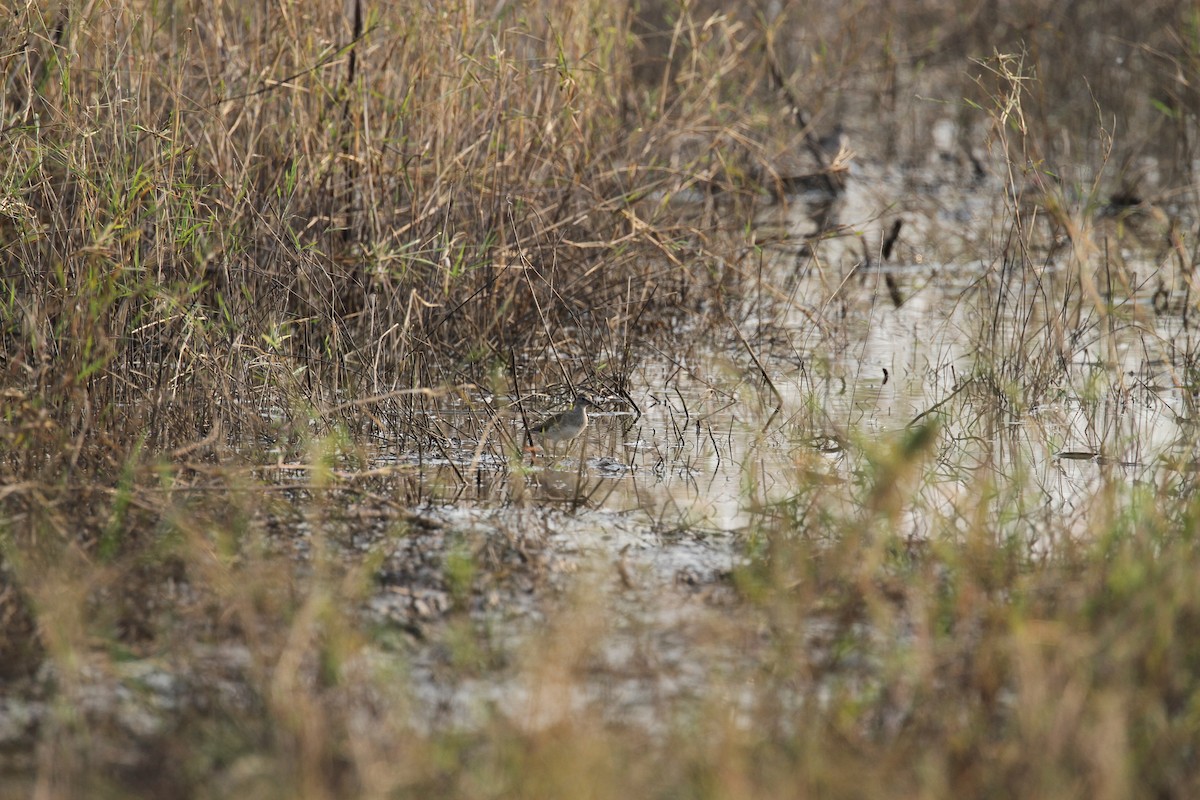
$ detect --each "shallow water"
[353,166,1200,730]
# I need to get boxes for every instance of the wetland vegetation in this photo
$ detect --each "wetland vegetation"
[3,0,1200,797]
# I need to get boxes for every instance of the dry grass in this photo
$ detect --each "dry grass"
[3,0,1200,797]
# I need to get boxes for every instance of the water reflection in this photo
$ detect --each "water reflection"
[368,312,1197,543]
[363,194,1200,552]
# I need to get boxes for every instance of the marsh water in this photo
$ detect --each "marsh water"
[347,150,1200,731]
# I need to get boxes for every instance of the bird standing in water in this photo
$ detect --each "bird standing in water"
[532,395,594,455]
